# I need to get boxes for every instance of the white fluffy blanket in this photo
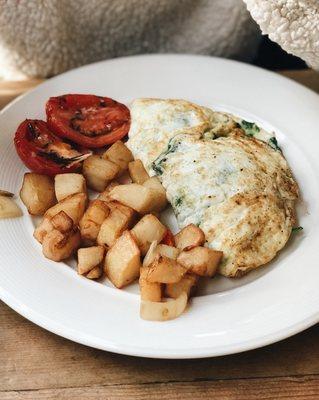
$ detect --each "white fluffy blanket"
[244,0,319,70]
[0,0,261,78]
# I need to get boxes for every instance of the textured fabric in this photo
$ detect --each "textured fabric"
[244,0,319,70]
[0,0,261,79]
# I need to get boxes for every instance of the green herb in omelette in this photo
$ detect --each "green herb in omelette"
[292,226,303,233]
[240,120,260,137]
[151,163,164,176]
[151,137,180,176]
[174,196,183,207]
[268,137,282,151]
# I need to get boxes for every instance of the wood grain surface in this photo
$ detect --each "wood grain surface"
[1,69,319,400]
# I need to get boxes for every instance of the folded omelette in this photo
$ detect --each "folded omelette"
[127,99,299,277]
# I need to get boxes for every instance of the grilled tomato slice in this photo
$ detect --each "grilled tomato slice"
[46,94,130,148]
[14,119,92,176]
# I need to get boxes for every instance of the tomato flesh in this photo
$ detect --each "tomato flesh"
[14,119,92,176]
[161,229,175,247]
[46,94,130,148]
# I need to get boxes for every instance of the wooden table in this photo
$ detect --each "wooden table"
[1,69,319,400]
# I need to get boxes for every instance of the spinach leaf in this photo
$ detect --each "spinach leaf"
[174,196,184,208]
[268,137,282,151]
[152,163,164,176]
[151,137,180,176]
[292,226,303,233]
[239,120,260,137]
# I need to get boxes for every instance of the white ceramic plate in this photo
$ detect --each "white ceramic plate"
[1,55,319,359]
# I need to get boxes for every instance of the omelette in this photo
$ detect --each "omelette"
[127,99,299,277]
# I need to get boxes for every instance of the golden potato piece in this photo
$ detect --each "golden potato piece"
[86,265,103,280]
[174,224,205,251]
[143,177,167,212]
[20,173,56,215]
[102,141,133,174]
[177,247,223,277]
[131,214,167,255]
[109,184,158,214]
[54,173,86,202]
[33,217,54,244]
[98,181,120,202]
[128,160,149,184]
[79,200,110,245]
[142,240,158,268]
[146,255,186,284]
[42,228,81,262]
[77,245,105,275]
[140,292,188,321]
[0,195,23,219]
[107,201,136,221]
[165,274,198,299]
[51,211,73,233]
[97,205,135,247]
[0,189,14,197]
[44,193,87,225]
[35,193,87,244]
[143,242,180,268]
[156,244,180,260]
[104,230,141,288]
[139,266,162,302]
[83,155,120,192]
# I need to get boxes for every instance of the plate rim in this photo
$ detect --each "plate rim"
[1,283,318,359]
[2,53,319,119]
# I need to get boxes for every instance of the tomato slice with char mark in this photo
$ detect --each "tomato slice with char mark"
[46,94,130,148]
[14,119,92,176]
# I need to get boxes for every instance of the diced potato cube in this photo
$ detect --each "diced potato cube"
[83,155,120,192]
[165,274,198,299]
[98,181,120,202]
[51,211,73,233]
[0,190,14,197]
[102,141,133,174]
[79,200,110,245]
[117,170,132,184]
[142,240,159,268]
[146,255,186,284]
[139,267,162,302]
[44,193,87,224]
[143,242,180,268]
[42,228,81,262]
[97,205,135,247]
[77,246,105,275]
[107,201,136,222]
[140,292,188,321]
[143,177,167,212]
[33,217,54,243]
[104,230,141,288]
[128,160,149,184]
[156,244,180,260]
[131,214,166,255]
[174,224,205,250]
[54,173,86,202]
[20,173,56,215]
[0,196,23,219]
[177,247,223,277]
[110,184,158,214]
[86,265,103,280]
[35,194,86,244]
